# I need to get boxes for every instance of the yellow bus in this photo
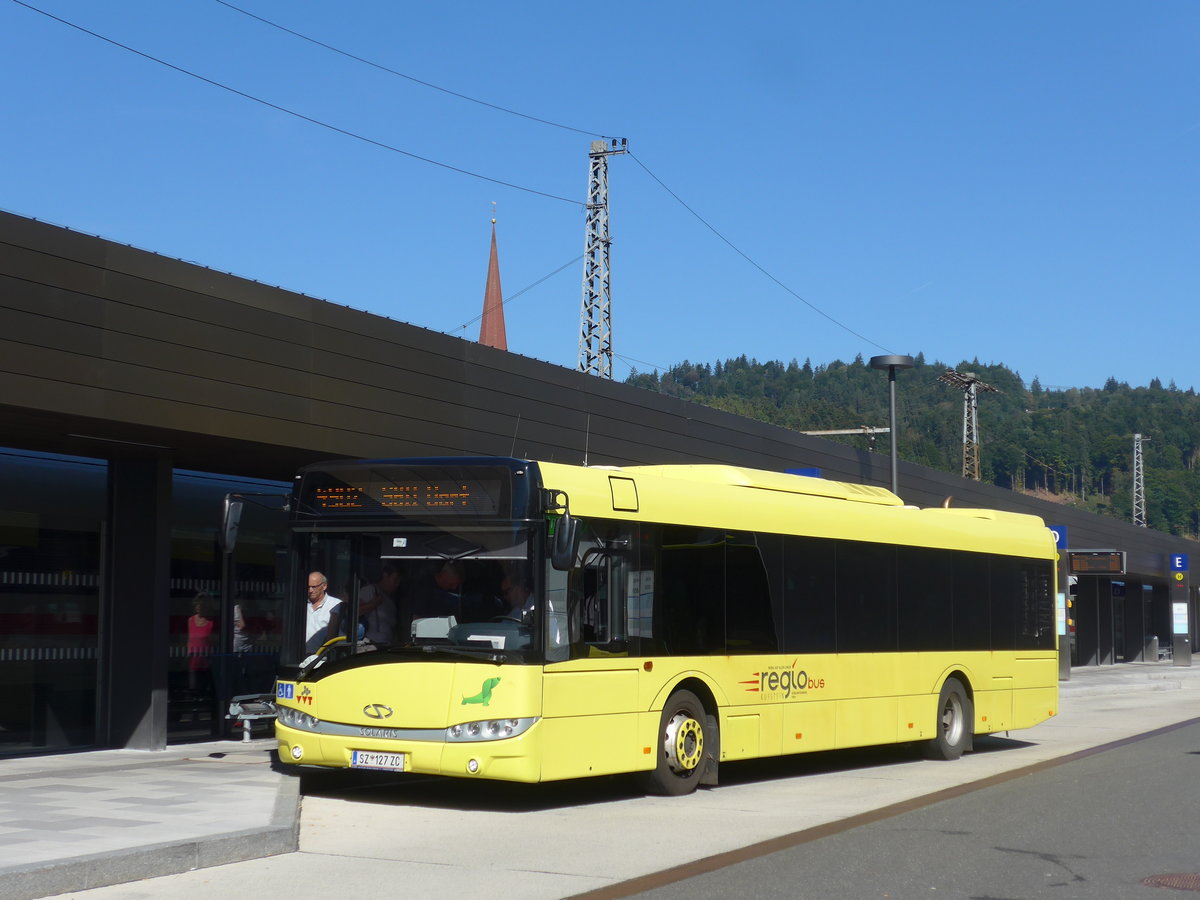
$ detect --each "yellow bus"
[273,456,1058,795]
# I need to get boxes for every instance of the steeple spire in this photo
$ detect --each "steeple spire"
[478,208,507,351]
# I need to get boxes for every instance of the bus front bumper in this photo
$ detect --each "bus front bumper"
[275,720,543,783]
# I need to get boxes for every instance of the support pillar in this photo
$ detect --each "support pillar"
[1097,578,1114,665]
[1076,577,1100,666]
[1122,579,1144,662]
[102,454,171,749]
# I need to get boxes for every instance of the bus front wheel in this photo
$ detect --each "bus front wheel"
[924,677,972,760]
[639,689,711,796]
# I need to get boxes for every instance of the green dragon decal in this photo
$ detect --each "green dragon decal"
[461,676,502,706]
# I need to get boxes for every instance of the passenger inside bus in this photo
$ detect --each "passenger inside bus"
[498,573,534,623]
[411,561,463,619]
[359,562,404,645]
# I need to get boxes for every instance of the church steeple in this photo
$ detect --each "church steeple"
[478,212,507,351]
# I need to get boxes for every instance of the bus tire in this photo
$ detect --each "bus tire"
[924,677,972,760]
[639,689,711,796]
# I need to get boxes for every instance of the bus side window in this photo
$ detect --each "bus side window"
[725,532,778,653]
[658,526,726,655]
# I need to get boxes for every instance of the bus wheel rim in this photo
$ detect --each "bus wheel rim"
[941,694,963,744]
[666,712,703,773]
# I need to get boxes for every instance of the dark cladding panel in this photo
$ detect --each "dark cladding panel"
[98,330,318,401]
[97,299,316,370]
[97,267,316,346]
[0,237,110,298]
[1,341,108,405]
[0,214,111,268]
[0,302,105,358]
[0,273,106,331]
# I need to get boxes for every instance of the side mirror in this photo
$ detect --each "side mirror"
[550,509,578,571]
[220,496,244,554]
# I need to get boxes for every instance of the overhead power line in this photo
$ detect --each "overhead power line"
[17,0,898,364]
[212,2,888,366]
[11,0,582,206]
[628,151,891,355]
[213,0,612,140]
[613,352,672,375]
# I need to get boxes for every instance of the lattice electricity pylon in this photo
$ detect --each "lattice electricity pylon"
[1133,433,1149,527]
[577,138,627,378]
[937,370,1000,480]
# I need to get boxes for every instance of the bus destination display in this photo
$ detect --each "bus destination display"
[307,475,503,516]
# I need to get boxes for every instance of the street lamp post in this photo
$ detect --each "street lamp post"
[869,355,915,496]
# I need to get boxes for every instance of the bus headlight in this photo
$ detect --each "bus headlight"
[446,717,536,742]
[277,706,320,732]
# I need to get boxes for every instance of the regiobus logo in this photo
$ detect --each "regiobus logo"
[741,659,824,699]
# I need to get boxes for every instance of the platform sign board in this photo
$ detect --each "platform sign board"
[1068,550,1126,575]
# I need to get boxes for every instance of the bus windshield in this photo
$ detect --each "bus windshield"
[298,524,543,666]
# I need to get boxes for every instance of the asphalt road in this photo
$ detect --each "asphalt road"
[615,720,1200,900]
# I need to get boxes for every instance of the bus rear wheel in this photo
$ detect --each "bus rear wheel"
[640,689,711,796]
[924,677,972,760]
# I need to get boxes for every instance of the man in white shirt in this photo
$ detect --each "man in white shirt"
[305,571,343,655]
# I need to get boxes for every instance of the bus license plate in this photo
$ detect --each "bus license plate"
[350,750,406,772]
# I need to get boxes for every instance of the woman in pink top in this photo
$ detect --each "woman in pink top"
[187,594,215,690]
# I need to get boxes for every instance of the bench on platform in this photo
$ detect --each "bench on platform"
[226,693,277,742]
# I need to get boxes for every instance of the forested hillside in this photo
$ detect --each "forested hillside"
[626,355,1200,539]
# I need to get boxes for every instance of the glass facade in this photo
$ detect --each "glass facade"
[166,470,289,741]
[0,450,105,756]
[0,449,289,757]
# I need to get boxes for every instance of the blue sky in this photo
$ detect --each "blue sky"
[4,1,1197,390]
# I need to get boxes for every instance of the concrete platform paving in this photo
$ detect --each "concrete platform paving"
[0,740,297,900]
[2,661,1197,900]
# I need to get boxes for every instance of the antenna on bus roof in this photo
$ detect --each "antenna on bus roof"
[583,414,591,467]
[510,413,522,458]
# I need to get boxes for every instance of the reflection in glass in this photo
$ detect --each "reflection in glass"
[0,450,104,756]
